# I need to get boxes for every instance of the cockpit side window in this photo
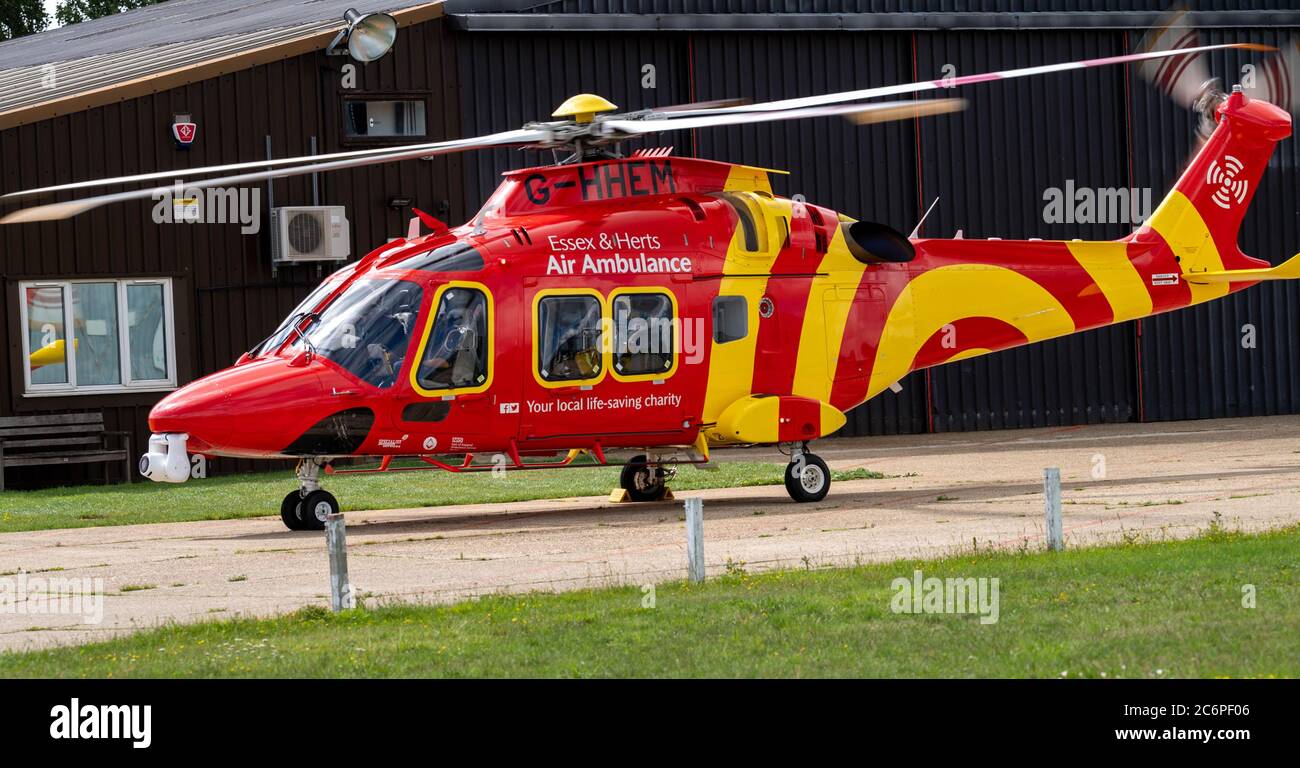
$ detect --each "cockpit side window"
[536,295,603,383]
[298,279,423,389]
[416,287,490,391]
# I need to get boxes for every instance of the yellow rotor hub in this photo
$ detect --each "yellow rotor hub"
[552,93,618,124]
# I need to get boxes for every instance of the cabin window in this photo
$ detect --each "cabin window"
[611,291,674,378]
[296,278,423,389]
[415,287,490,391]
[343,98,428,139]
[537,295,603,383]
[712,296,748,344]
[19,279,177,396]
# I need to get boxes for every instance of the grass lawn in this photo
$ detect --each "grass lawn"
[3,525,1295,678]
[0,461,881,533]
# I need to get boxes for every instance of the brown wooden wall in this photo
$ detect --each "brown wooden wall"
[0,17,464,487]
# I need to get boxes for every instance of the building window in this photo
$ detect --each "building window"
[611,290,675,380]
[19,279,177,396]
[712,296,748,343]
[344,98,428,139]
[536,294,603,384]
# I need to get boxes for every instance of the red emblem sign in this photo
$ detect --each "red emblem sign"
[172,122,197,146]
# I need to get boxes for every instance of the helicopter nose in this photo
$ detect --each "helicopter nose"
[149,358,330,457]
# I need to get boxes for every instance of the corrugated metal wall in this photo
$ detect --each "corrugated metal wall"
[457,11,1299,436]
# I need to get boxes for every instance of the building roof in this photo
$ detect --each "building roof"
[0,1,442,130]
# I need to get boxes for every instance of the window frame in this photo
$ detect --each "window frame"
[339,93,433,146]
[531,288,608,389]
[608,287,678,383]
[409,280,495,398]
[18,278,178,397]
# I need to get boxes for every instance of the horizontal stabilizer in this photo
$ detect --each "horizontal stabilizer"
[1184,253,1300,284]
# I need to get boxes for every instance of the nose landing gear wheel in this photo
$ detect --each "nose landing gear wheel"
[785,453,830,503]
[280,491,306,531]
[299,490,340,531]
[621,454,668,502]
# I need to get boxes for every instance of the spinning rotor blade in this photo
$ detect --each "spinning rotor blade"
[652,97,751,113]
[0,128,547,224]
[601,99,964,135]
[1136,9,1219,111]
[1135,8,1293,149]
[665,42,1268,117]
[2,135,522,201]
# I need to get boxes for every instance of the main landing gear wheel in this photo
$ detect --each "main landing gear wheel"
[280,491,307,531]
[621,454,668,502]
[298,490,340,531]
[785,452,830,503]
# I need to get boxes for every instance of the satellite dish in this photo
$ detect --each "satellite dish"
[340,8,397,63]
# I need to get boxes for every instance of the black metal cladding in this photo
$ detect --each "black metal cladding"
[917,30,1138,431]
[459,12,1298,437]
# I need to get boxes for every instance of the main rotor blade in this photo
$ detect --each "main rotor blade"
[602,99,964,135]
[664,43,1272,117]
[3,129,543,201]
[0,129,548,224]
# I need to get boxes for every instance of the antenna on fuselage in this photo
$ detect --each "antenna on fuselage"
[909,197,940,239]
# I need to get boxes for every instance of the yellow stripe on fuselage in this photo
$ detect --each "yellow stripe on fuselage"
[790,225,866,404]
[1146,190,1228,304]
[1067,241,1153,323]
[701,169,781,426]
[866,265,1076,401]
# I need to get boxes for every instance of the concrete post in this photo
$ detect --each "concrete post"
[1044,467,1063,552]
[685,497,704,584]
[325,512,355,610]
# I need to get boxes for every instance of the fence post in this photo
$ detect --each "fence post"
[325,513,355,610]
[685,497,705,584]
[1043,467,1063,552]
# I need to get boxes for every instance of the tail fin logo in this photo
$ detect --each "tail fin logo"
[1207,155,1249,209]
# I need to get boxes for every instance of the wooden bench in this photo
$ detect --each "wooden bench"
[0,413,132,491]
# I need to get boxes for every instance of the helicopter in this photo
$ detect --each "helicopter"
[4,31,1297,531]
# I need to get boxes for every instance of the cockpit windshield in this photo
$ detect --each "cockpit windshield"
[250,279,338,357]
[292,278,424,388]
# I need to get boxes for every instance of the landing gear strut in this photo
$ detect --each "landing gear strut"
[620,454,672,502]
[281,459,340,531]
[784,443,830,503]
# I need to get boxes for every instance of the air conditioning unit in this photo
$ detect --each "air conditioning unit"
[270,206,351,264]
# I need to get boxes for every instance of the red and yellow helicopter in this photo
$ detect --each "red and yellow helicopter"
[5,28,1298,530]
